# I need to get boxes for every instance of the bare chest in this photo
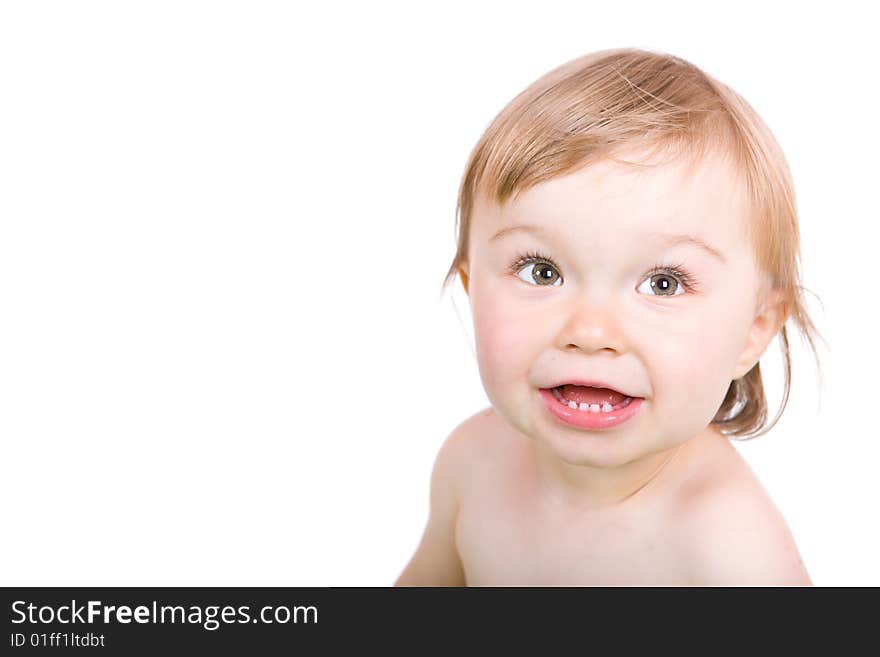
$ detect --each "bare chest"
[455,473,689,586]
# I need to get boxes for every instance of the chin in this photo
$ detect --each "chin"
[537,430,646,468]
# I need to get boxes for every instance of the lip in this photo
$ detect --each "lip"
[546,379,638,399]
[539,387,644,430]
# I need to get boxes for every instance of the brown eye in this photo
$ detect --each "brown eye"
[516,261,562,286]
[639,272,684,297]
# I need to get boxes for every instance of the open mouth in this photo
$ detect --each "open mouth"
[548,384,635,414]
[538,384,645,430]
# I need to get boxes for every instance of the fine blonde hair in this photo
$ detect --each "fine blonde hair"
[442,47,826,440]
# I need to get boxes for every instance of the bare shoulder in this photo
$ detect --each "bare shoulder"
[438,406,502,477]
[434,405,522,504]
[394,407,499,586]
[677,467,812,586]
[448,404,510,449]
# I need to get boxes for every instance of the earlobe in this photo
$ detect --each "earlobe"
[732,289,788,380]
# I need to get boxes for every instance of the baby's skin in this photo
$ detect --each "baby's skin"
[397,406,810,585]
[396,146,812,586]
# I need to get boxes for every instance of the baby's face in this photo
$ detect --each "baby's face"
[461,149,777,467]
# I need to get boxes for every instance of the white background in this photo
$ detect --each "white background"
[0,1,875,586]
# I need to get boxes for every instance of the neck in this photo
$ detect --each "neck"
[528,426,719,512]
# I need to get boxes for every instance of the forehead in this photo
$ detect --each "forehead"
[474,148,750,248]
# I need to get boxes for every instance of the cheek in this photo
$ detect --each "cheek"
[651,304,751,416]
[471,291,538,388]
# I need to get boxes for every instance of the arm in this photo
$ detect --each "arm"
[683,479,813,586]
[394,426,467,587]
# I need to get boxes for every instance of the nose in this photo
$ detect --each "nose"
[554,291,626,355]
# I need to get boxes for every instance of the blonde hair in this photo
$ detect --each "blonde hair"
[441,47,826,440]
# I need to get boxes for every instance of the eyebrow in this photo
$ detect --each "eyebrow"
[489,224,727,264]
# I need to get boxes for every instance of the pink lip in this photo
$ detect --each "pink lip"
[547,379,637,398]
[539,388,644,430]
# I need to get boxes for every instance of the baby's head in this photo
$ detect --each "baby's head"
[443,48,824,465]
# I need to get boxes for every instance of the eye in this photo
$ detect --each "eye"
[509,252,699,295]
[511,251,563,286]
[637,266,696,297]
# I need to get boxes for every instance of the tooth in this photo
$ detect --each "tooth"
[578,402,589,411]
[589,404,600,413]
[568,401,578,409]
[601,402,613,412]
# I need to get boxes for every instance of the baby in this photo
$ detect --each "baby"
[395,48,823,586]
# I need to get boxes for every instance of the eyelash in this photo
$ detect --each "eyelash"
[508,249,701,293]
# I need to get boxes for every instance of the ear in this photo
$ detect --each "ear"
[458,264,470,296]
[732,288,788,380]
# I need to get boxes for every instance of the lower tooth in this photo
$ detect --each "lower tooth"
[554,390,633,413]
[571,401,610,413]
